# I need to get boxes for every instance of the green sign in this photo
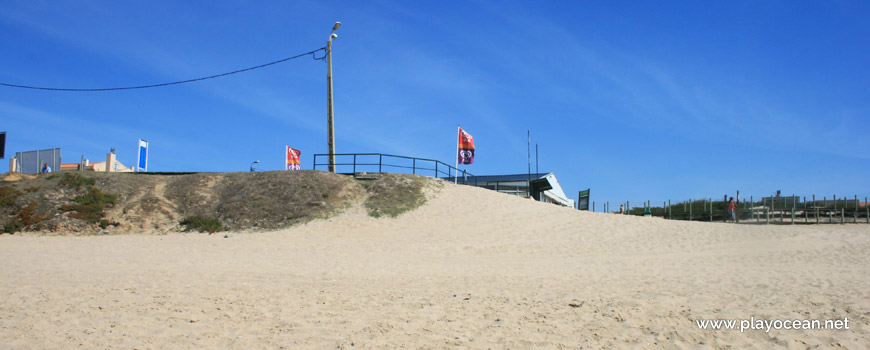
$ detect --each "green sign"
[578,189,590,210]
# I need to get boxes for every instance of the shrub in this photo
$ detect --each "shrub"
[61,187,117,224]
[99,219,119,229]
[2,221,21,234]
[17,204,47,226]
[2,204,47,234]
[364,174,429,218]
[180,216,224,234]
[58,173,95,190]
[0,186,20,206]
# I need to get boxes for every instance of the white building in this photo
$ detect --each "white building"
[452,173,575,207]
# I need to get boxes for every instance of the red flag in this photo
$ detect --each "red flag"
[457,127,474,165]
[286,146,301,170]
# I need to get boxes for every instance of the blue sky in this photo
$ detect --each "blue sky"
[2,0,868,207]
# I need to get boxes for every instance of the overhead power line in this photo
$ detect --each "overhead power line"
[0,47,327,92]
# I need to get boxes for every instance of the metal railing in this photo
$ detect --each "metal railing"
[313,153,477,184]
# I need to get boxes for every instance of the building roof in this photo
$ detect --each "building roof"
[459,173,551,183]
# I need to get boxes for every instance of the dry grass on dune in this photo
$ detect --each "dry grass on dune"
[1,171,438,235]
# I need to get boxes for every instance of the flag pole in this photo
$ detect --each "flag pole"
[455,125,460,184]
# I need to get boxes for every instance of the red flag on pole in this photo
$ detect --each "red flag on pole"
[457,127,474,165]
[286,146,301,170]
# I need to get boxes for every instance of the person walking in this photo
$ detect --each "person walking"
[728,197,736,223]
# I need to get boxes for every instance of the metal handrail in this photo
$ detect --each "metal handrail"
[312,153,476,184]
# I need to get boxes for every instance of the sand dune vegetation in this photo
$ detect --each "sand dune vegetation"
[0,171,434,234]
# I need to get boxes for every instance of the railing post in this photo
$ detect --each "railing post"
[750,196,754,222]
[412,158,416,175]
[435,162,438,177]
[689,199,693,221]
[379,154,382,173]
[353,154,357,173]
[772,199,775,224]
[805,197,809,223]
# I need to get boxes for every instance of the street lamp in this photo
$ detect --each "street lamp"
[250,160,259,172]
[327,21,341,173]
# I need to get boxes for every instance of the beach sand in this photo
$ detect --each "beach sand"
[1,183,868,349]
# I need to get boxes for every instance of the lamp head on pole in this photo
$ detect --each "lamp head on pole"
[330,22,341,41]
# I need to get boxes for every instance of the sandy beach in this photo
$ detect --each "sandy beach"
[1,183,868,349]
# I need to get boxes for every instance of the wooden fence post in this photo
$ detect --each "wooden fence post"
[772,199,776,224]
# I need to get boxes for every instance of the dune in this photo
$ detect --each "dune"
[0,182,867,349]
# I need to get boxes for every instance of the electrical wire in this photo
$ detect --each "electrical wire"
[0,47,327,92]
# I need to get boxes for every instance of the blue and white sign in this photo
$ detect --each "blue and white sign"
[137,139,148,172]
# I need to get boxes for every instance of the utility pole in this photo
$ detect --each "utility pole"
[327,22,341,173]
[527,130,531,199]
